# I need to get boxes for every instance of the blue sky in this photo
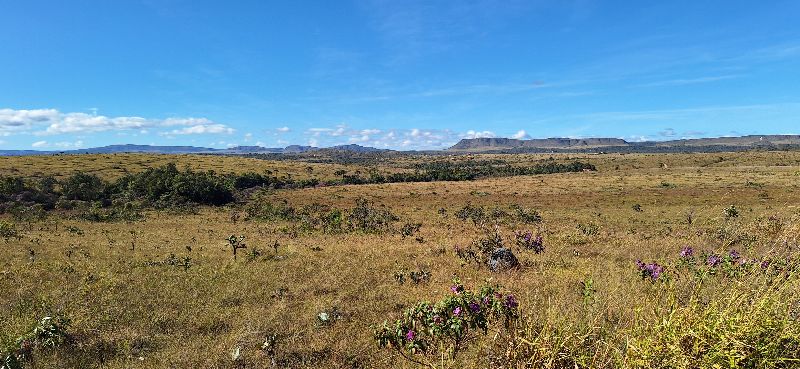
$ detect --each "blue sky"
[1,0,799,150]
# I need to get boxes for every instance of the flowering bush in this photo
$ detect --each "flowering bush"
[635,260,665,281]
[374,279,519,365]
[514,231,544,253]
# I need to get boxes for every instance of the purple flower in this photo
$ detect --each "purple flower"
[468,301,481,313]
[680,246,694,258]
[482,296,491,306]
[450,285,462,294]
[707,254,722,267]
[648,264,664,279]
[636,260,664,280]
[760,260,770,269]
[453,307,462,316]
[405,330,415,341]
[504,294,518,309]
[729,249,741,261]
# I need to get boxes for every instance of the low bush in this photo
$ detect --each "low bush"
[374,280,519,366]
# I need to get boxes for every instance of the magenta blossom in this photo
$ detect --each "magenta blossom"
[453,307,462,316]
[405,330,415,341]
[504,294,518,309]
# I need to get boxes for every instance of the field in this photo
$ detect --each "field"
[2,151,800,368]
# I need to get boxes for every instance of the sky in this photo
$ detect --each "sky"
[1,0,799,150]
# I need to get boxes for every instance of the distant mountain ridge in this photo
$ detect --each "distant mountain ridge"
[0,143,382,156]
[448,135,800,152]
[2,135,800,156]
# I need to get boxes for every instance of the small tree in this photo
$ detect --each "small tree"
[226,235,247,260]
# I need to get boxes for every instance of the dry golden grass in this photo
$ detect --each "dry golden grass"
[0,153,353,181]
[2,151,800,368]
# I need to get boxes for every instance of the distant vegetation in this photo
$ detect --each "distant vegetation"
[0,160,595,219]
[340,159,596,184]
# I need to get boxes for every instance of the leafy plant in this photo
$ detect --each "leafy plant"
[2,315,70,368]
[514,230,544,253]
[0,221,20,242]
[374,280,519,365]
[227,235,247,260]
[400,222,421,238]
[724,204,740,219]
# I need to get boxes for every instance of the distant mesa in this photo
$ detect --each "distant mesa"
[448,137,627,151]
[447,135,800,153]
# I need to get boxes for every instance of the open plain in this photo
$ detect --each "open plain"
[2,151,800,368]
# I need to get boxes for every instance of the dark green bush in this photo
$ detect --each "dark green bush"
[61,172,105,202]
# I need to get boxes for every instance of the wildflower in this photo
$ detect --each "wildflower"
[468,301,481,313]
[453,307,462,316]
[636,260,664,280]
[729,249,741,261]
[707,254,722,267]
[504,294,518,309]
[450,285,463,294]
[680,246,694,258]
[647,263,664,279]
[760,260,770,269]
[405,329,415,341]
[482,296,491,306]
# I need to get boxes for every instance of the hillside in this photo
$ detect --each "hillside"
[449,134,800,152]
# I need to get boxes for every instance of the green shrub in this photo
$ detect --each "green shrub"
[375,280,518,365]
[61,172,105,202]
[0,221,20,242]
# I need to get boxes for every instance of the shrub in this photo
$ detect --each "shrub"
[61,172,105,202]
[346,198,398,234]
[511,204,542,224]
[724,204,740,219]
[115,163,233,206]
[245,199,296,221]
[2,315,70,368]
[0,221,20,242]
[374,280,519,365]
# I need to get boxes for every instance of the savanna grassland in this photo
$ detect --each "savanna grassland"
[2,151,800,368]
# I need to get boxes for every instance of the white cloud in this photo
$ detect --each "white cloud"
[0,108,232,136]
[511,130,530,139]
[1,108,59,135]
[55,140,84,148]
[462,130,496,139]
[276,126,290,132]
[302,124,467,150]
[165,124,235,135]
[30,140,87,149]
